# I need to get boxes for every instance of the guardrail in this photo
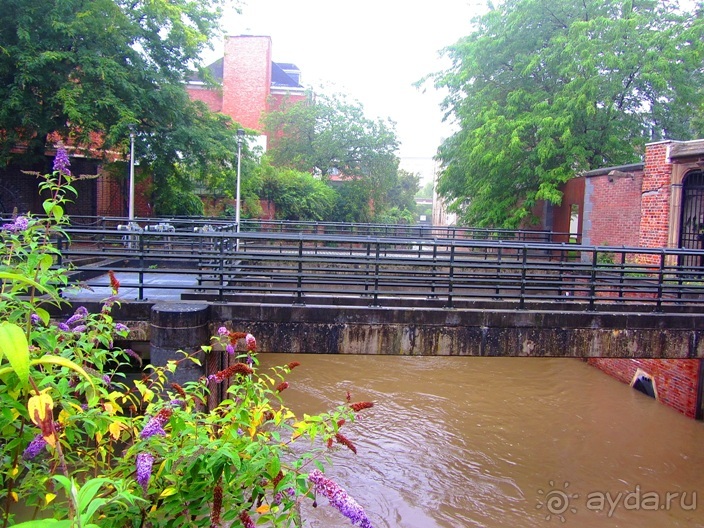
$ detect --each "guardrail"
[24,215,566,243]
[55,226,704,312]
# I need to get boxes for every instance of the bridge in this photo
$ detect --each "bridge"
[53,218,704,358]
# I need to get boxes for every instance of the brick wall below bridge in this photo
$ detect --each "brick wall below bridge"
[587,358,703,419]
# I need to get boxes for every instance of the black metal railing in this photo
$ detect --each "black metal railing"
[53,225,704,311]
[3,214,563,243]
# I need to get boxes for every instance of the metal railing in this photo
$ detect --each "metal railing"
[13,215,563,243]
[54,226,704,311]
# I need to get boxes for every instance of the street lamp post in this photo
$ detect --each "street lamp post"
[235,129,245,248]
[128,125,136,221]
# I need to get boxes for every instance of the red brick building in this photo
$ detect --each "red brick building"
[187,35,307,140]
[560,139,704,419]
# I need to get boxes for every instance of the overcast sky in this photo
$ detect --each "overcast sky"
[206,0,487,182]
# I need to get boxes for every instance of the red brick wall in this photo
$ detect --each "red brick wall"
[585,172,643,247]
[222,36,272,131]
[587,358,702,419]
[639,141,672,250]
[187,86,223,113]
[97,173,123,217]
[96,172,152,218]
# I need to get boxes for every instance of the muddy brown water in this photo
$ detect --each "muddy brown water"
[257,354,704,528]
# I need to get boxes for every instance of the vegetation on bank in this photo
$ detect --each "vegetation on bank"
[0,150,376,527]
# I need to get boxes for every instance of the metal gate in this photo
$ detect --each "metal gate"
[679,169,704,269]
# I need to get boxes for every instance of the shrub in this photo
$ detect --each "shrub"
[0,149,375,528]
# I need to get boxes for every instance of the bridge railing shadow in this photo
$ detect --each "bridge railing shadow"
[54,222,704,312]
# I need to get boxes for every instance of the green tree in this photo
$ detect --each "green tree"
[416,180,434,201]
[430,0,704,227]
[257,158,337,221]
[331,180,373,223]
[263,91,401,219]
[386,169,420,215]
[0,0,244,212]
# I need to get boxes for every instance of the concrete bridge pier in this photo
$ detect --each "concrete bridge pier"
[150,303,209,387]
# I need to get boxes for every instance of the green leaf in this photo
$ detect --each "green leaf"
[267,456,281,480]
[0,272,50,294]
[10,520,72,528]
[77,477,110,511]
[39,253,54,271]
[0,322,30,386]
[43,200,54,216]
[51,204,64,221]
[35,307,50,325]
[0,355,96,390]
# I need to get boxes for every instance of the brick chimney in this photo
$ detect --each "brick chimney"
[222,35,272,131]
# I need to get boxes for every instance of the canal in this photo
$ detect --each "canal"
[257,355,704,528]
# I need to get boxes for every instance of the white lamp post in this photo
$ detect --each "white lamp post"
[235,129,245,242]
[128,125,136,221]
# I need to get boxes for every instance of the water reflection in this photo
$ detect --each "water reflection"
[257,355,704,528]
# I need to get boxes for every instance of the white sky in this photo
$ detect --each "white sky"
[205,0,487,182]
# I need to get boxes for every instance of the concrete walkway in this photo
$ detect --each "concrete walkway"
[62,271,199,302]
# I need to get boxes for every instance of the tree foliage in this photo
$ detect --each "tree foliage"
[263,91,404,219]
[0,0,245,212]
[257,158,338,221]
[431,0,704,227]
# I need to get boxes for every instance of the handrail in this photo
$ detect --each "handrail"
[54,226,704,312]
[2,214,565,242]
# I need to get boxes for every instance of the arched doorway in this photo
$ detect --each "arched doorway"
[679,169,704,269]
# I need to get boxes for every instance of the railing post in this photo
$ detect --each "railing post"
[495,246,503,298]
[519,246,527,309]
[218,235,225,302]
[428,241,438,299]
[618,250,626,299]
[371,240,381,307]
[656,250,665,312]
[138,232,145,301]
[445,244,455,308]
[588,248,598,311]
[364,239,372,294]
[294,235,305,305]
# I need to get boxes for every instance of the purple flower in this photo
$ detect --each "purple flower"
[115,323,129,333]
[125,348,142,366]
[136,452,154,492]
[140,409,172,439]
[23,434,47,460]
[217,326,228,336]
[140,418,166,439]
[226,343,235,355]
[72,325,87,333]
[58,323,70,332]
[245,333,256,351]
[30,313,41,325]
[101,296,117,313]
[2,216,29,233]
[169,399,185,408]
[65,306,88,326]
[102,375,112,387]
[53,146,72,176]
[308,470,373,528]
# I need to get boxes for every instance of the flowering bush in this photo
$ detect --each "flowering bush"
[0,149,375,527]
